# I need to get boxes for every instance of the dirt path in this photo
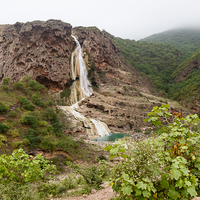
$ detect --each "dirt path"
[52,182,116,200]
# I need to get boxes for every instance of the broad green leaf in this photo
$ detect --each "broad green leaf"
[187,187,197,197]
[121,185,133,195]
[121,154,128,158]
[104,145,112,151]
[160,178,169,188]
[143,190,151,198]
[110,148,118,155]
[171,169,182,180]
[122,173,129,181]
[152,120,161,126]
[134,188,142,196]
[185,180,191,187]
[175,179,183,188]
[136,181,147,190]
[168,188,179,200]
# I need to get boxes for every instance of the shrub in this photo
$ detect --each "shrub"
[25,129,41,149]
[0,134,7,148]
[8,110,18,118]
[31,93,44,107]
[18,96,35,111]
[2,78,11,85]
[42,108,57,121]
[0,105,7,114]
[38,120,48,127]
[14,81,24,90]
[106,104,200,199]
[0,148,56,185]
[40,136,58,154]
[7,129,19,138]
[0,124,9,133]
[28,80,45,91]
[19,115,38,128]
[2,85,9,92]
[11,141,24,149]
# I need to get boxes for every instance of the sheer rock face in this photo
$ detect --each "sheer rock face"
[72,27,152,90]
[0,20,74,90]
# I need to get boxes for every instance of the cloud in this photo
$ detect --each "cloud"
[1,0,200,40]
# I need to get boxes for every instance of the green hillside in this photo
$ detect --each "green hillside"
[141,28,200,56]
[169,48,200,104]
[114,37,186,94]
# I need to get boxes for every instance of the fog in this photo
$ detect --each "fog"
[1,0,200,40]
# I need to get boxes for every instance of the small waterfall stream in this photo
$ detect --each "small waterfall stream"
[59,35,111,137]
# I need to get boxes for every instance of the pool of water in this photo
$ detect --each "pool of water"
[93,133,130,142]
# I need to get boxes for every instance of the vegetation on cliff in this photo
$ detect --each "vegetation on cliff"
[141,28,200,56]
[114,37,186,94]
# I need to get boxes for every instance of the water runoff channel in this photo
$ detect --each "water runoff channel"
[59,35,129,142]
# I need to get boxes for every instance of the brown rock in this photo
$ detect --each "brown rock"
[0,20,74,90]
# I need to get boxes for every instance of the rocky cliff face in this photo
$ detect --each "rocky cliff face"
[0,20,74,90]
[72,27,152,90]
[1,20,183,137]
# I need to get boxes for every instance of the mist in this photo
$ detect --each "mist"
[1,0,200,40]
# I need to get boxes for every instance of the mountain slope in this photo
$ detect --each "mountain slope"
[141,28,200,56]
[113,37,186,94]
[169,48,200,113]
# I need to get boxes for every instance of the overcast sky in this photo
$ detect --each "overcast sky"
[1,0,200,40]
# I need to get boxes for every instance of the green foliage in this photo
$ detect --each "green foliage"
[0,105,8,114]
[60,88,71,99]
[25,128,41,149]
[69,161,110,190]
[9,110,18,118]
[114,37,186,94]
[0,134,7,148]
[2,78,11,85]
[31,93,44,107]
[18,96,35,111]
[0,124,9,133]
[7,129,19,137]
[106,104,200,199]
[168,49,200,102]
[40,136,58,153]
[0,149,56,186]
[19,115,38,128]
[141,28,200,56]
[28,80,45,91]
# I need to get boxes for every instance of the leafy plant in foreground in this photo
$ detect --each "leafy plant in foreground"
[105,104,200,199]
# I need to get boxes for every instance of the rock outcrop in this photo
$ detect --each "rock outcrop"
[0,20,74,90]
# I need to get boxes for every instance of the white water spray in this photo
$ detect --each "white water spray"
[59,35,110,137]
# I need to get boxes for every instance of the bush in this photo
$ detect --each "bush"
[28,80,45,91]
[0,105,7,114]
[0,148,56,185]
[11,141,24,149]
[42,108,57,121]
[7,129,19,137]
[18,96,35,111]
[0,134,7,148]
[14,81,24,90]
[25,129,41,149]
[19,115,38,128]
[38,120,48,127]
[105,104,200,199]
[0,124,9,133]
[2,78,11,85]
[31,93,44,107]
[9,110,18,118]
[40,136,58,154]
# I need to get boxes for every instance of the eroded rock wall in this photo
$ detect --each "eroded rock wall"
[0,20,74,90]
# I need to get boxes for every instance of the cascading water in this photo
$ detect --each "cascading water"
[59,35,111,137]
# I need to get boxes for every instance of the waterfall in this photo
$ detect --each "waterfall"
[59,35,111,137]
